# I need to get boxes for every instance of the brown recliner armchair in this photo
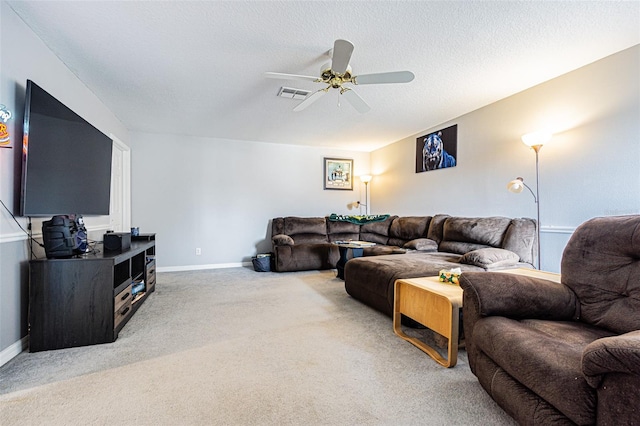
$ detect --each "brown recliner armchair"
[460,215,640,425]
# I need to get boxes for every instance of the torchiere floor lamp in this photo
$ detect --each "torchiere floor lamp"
[507,131,551,269]
[357,174,372,215]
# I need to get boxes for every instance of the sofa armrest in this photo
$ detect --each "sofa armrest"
[460,271,578,376]
[582,330,640,388]
[272,234,294,246]
[459,272,578,320]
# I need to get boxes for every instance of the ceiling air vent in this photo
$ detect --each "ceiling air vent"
[277,87,311,100]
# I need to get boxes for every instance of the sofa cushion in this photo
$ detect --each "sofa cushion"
[460,248,520,270]
[561,215,640,334]
[502,218,537,265]
[326,220,360,242]
[403,238,438,251]
[426,214,450,244]
[443,216,512,247]
[273,243,338,272]
[474,317,615,425]
[283,217,327,235]
[438,241,492,255]
[388,216,431,246]
[363,245,406,256]
[283,217,328,244]
[359,215,396,244]
[345,252,485,316]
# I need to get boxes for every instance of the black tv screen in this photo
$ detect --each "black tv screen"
[20,80,113,217]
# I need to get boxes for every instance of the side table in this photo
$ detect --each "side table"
[334,241,375,279]
[335,243,364,280]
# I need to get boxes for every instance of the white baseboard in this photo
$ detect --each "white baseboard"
[0,336,28,367]
[541,226,575,235]
[158,262,252,273]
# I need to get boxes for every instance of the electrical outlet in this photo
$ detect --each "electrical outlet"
[195,248,201,256]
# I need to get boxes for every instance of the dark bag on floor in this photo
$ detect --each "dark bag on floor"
[252,254,271,272]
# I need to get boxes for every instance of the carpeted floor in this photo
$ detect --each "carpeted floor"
[0,267,515,425]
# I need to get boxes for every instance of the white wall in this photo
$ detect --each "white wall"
[128,132,370,270]
[370,46,640,272]
[0,2,129,359]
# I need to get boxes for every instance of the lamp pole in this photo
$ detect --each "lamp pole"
[364,181,369,215]
[532,144,541,270]
[516,130,550,270]
[359,175,372,216]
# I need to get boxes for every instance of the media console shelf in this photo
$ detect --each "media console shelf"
[29,239,156,352]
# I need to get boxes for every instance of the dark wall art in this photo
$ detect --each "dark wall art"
[415,124,458,173]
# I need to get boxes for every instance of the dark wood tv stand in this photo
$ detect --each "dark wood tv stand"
[28,237,156,352]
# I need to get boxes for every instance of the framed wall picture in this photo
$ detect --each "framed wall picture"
[324,158,353,190]
[415,124,458,173]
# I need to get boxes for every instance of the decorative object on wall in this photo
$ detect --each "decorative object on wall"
[0,104,13,148]
[324,157,353,190]
[507,130,551,269]
[415,124,457,173]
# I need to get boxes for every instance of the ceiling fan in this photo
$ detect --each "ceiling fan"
[266,39,415,113]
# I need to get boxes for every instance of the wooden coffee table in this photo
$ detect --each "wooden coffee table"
[393,268,561,368]
[393,276,463,367]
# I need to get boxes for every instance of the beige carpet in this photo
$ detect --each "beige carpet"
[0,268,515,425]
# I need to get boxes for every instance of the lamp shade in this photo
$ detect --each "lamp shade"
[360,175,372,184]
[521,131,551,147]
[507,177,525,193]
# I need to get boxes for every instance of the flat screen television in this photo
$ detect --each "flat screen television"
[20,80,113,217]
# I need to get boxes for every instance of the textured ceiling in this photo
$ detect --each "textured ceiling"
[7,1,640,151]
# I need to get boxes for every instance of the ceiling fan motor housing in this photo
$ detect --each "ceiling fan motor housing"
[320,62,353,88]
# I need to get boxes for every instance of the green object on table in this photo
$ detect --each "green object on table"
[329,214,390,225]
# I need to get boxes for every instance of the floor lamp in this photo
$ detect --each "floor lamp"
[359,175,372,215]
[507,131,550,270]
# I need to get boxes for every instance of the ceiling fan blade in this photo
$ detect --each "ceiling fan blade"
[293,89,327,112]
[354,71,415,85]
[265,72,318,82]
[331,39,354,75]
[342,89,371,113]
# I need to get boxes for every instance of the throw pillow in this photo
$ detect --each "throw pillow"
[403,238,438,251]
[460,247,520,270]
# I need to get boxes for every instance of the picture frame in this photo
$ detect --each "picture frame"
[324,157,353,190]
[415,124,458,173]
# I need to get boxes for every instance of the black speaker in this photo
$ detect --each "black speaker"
[69,214,88,253]
[42,216,76,258]
[103,232,131,253]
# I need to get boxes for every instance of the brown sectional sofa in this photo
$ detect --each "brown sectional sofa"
[272,216,537,320]
[271,215,433,272]
[344,214,537,317]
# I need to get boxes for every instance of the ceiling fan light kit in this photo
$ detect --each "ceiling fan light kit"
[266,39,415,113]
